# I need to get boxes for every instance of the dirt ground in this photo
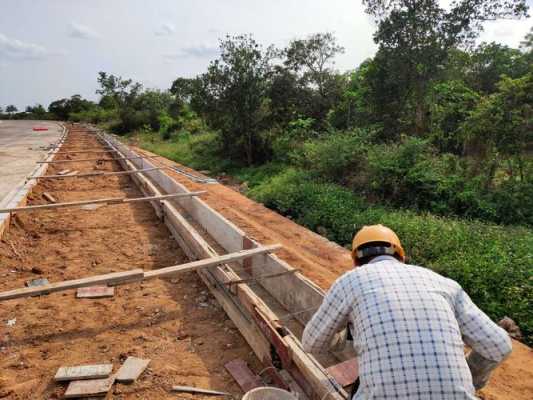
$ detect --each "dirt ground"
[0,129,261,399]
[134,146,533,400]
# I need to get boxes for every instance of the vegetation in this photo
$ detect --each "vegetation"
[3,1,531,343]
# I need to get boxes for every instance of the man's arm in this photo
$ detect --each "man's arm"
[454,288,512,389]
[302,275,352,354]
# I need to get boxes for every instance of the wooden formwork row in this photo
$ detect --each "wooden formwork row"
[91,127,355,399]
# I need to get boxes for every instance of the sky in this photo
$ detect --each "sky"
[0,0,531,110]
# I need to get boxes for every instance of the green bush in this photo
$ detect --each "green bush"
[249,168,533,344]
[292,129,370,185]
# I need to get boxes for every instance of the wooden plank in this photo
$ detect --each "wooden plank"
[115,357,150,383]
[0,269,144,301]
[36,155,161,164]
[64,376,115,398]
[326,358,359,387]
[76,286,115,298]
[66,170,79,176]
[42,192,57,203]
[54,364,113,382]
[55,150,119,155]
[58,169,71,175]
[225,359,263,392]
[284,335,345,400]
[30,167,170,181]
[0,247,280,301]
[143,245,281,280]
[171,386,230,396]
[0,192,205,214]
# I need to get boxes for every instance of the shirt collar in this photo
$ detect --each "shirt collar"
[367,255,399,264]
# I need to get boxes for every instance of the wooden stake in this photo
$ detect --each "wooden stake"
[0,192,206,214]
[0,245,281,301]
[36,156,161,164]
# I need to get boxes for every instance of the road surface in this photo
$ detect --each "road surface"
[0,120,63,205]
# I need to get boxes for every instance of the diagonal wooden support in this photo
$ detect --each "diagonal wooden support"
[54,150,119,155]
[0,192,206,214]
[0,245,281,301]
[36,156,161,164]
[27,167,170,181]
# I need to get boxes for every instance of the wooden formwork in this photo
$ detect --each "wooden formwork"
[90,126,355,399]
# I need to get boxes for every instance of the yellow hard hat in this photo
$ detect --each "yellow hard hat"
[351,224,405,265]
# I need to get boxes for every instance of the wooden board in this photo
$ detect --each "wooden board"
[171,386,230,396]
[143,245,281,280]
[42,192,57,203]
[37,155,161,164]
[0,192,204,214]
[225,359,263,392]
[326,358,359,387]
[54,364,113,382]
[0,247,280,301]
[64,376,115,398]
[0,269,144,301]
[115,357,150,383]
[76,286,115,298]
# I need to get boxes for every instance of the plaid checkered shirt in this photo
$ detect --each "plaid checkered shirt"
[302,256,512,399]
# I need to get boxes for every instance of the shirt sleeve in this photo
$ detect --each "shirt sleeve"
[302,275,352,354]
[454,288,512,363]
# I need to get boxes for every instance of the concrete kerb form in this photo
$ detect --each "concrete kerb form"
[98,131,350,399]
[0,123,67,239]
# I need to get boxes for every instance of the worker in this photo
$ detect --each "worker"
[302,224,512,399]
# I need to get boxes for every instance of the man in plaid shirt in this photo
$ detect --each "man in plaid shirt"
[302,225,512,399]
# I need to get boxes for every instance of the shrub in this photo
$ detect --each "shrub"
[292,129,370,185]
[249,168,533,344]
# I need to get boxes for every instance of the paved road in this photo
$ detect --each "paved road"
[0,120,63,205]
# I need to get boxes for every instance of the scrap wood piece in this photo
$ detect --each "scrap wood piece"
[225,359,263,392]
[42,192,57,204]
[171,385,230,396]
[326,358,359,387]
[76,286,114,298]
[115,357,150,383]
[54,364,113,382]
[66,170,79,176]
[64,375,115,398]
[58,169,71,175]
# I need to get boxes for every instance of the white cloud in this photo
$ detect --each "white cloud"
[164,44,219,60]
[68,22,99,39]
[0,33,56,61]
[155,23,176,36]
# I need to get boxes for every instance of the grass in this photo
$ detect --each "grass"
[133,132,533,345]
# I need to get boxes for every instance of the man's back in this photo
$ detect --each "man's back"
[302,256,512,399]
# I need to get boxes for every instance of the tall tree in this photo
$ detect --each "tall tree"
[5,105,17,116]
[362,0,529,135]
[201,34,274,165]
[283,33,345,126]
